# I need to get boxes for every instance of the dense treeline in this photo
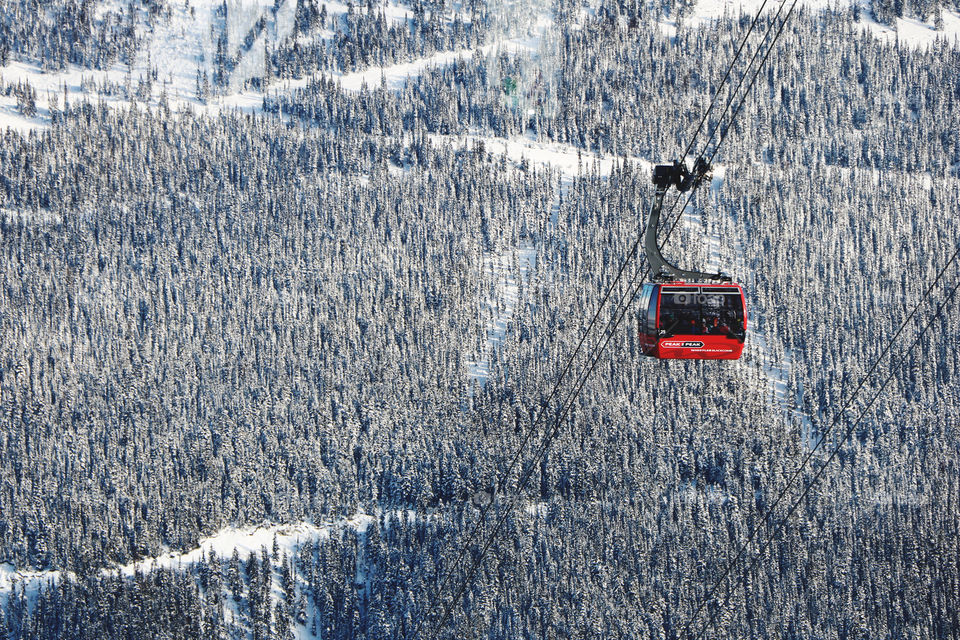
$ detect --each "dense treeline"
[0,0,144,70]
[1,0,959,638]
[272,0,487,78]
[0,105,554,571]
[269,5,960,172]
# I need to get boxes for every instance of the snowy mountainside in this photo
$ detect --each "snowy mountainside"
[0,0,490,130]
[1,0,960,638]
[2,0,959,133]
[1,514,382,639]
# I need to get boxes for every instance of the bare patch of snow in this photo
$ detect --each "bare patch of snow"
[690,0,960,49]
[0,207,61,225]
[468,243,536,387]
[339,46,491,92]
[690,0,835,24]
[0,510,378,596]
[658,18,679,41]
[0,562,65,605]
[524,501,548,518]
[433,132,648,178]
[290,30,540,96]
[858,6,960,49]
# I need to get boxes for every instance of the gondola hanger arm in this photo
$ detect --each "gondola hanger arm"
[644,158,731,282]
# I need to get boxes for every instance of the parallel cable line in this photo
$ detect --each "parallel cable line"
[679,0,773,164]
[659,0,796,264]
[437,167,752,635]
[665,0,792,232]
[429,117,761,636]
[412,181,647,638]
[659,6,960,634]
[686,243,960,639]
[420,0,800,634]
[435,3,958,638]
[430,223,653,639]
[705,0,798,165]
[659,7,960,636]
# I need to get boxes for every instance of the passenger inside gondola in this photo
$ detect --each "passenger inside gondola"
[707,316,730,335]
[659,290,703,335]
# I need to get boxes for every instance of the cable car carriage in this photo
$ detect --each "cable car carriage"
[638,160,747,360]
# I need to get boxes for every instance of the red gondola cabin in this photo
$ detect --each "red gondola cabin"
[638,282,747,360]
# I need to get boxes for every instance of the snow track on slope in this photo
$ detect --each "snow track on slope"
[467,243,537,387]
[0,511,393,639]
[688,165,819,448]
[453,134,645,388]
[0,512,377,591]
[682,166,790,407]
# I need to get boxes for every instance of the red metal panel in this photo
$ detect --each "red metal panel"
[655,334,745,360]
[644,281,747,360]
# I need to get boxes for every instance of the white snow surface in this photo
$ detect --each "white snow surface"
[689,0,960,47]
[863,8,960,48]
[4,0,957,133]
[0,511,380,596]
[301,45,497,94]
[467,243,537,386]
[0,207,61,225]
[433,133,648,178]
[691,0,835,22]
[0,562,63,597]
[117,514,375,576]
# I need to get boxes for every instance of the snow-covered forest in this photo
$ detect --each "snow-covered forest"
[1,0,959,637]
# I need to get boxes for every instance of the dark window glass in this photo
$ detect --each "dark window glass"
[638,285,652,335]
[658,287,746,338]
[700,291,745,338]
[659,289,703,335]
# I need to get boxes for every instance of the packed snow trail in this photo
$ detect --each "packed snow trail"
[0,511,386,640]
[4,0,960,132]
[682,164,820,448]
[467,244,537,387]
[455,134,648,388]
